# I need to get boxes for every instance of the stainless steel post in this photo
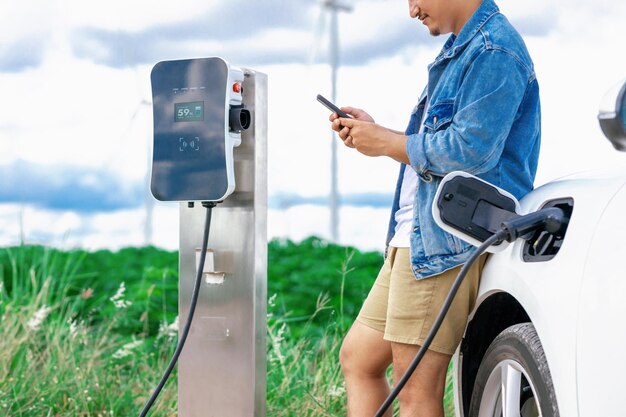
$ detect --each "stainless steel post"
[178,69,267,417]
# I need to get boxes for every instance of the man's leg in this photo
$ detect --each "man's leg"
[390,342,451,417]
[381,250,485,416]
[340,321,393,417]
[341,248,398,416]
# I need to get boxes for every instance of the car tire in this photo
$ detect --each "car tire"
[468,322,559,417]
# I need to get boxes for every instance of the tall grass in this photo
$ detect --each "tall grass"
[0,244,456,416]
[266,251,356,417]
[267,292,346,416]
[0,246,178,416]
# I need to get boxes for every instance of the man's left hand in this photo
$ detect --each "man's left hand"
[337,118,410,164]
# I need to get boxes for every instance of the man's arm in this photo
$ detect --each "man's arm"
[406,50,531,176]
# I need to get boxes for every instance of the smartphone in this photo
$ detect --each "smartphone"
[317,94,352,119]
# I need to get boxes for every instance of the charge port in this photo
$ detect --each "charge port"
[522,197,574,262]
[229,105,251,132]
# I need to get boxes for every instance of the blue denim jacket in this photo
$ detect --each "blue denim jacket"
[387,0,541,279]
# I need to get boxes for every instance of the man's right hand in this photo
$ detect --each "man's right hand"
[329,107,375,141]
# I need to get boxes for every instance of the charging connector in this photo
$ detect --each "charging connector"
[500,207,564,242]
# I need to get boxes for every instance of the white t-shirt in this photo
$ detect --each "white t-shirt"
[389,99,429,248]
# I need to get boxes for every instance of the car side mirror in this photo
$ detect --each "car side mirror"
[432,172,520,253]
[598,79,626,150]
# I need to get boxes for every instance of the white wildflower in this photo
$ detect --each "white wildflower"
[270,350,285,364]
[328,384,346,397]
[274,322,286,343]
[269,322,287,369]
[112,339,143,359]
[27,305,52,331]
[158,316,179,340]
[67,318,79,339]
[109,282,132,309]
[268,293,277,307]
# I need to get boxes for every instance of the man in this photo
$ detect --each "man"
[328,0,540,416]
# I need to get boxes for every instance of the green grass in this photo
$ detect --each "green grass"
[267,293,346,416]
[0,240,456,416]
[0,246,178,416]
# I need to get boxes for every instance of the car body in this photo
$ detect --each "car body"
[451,80,626,417]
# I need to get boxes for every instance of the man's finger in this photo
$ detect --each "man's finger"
[340,106,355,116]
[332,119,343,132]
[338,117,355,128]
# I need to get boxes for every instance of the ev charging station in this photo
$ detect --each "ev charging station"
[150,57,267,417]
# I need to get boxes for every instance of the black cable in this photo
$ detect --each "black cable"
[374,229,508,417]
[138,203,215,417]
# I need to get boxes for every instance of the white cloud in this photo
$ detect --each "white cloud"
[0,52,149,174]
[58,0,218,32]
[0,2,55,44]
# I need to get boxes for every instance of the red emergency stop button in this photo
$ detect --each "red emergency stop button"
[233,82,242,93]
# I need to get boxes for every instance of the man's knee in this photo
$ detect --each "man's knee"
[392,347,448,417]
[340,323,391,378]
[339,337,355,373]
[391,343,450,396]
[339,334,372,376]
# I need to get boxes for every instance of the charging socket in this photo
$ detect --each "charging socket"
[522,198,573,262]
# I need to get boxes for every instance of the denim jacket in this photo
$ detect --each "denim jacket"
[387,0,541,279]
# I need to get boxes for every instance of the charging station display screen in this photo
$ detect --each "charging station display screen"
[175,101,204,122]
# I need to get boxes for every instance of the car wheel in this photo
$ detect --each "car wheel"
[468,322,559,417]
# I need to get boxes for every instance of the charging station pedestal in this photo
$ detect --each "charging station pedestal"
[176,68,267,417]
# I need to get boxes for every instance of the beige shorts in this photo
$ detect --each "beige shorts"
[357,247,486,355]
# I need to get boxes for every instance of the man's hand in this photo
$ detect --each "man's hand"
[329,106,374,145]
[335,117,410,164]
[329,106,375,124]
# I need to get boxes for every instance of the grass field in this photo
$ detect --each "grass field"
[0,239,455,416]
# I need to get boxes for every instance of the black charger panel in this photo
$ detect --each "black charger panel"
[150,58,229,202]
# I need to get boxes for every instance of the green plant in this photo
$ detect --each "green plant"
[268,237,382,338]
[267,289,346,416]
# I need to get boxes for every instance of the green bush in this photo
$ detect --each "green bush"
[268,236,383,337]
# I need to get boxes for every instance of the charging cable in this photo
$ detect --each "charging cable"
[138,202,216,417]
[373,207,565,417]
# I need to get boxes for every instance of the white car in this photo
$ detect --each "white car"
[450,79,626,417]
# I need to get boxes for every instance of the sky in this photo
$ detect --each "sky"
[1,0,625,252]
